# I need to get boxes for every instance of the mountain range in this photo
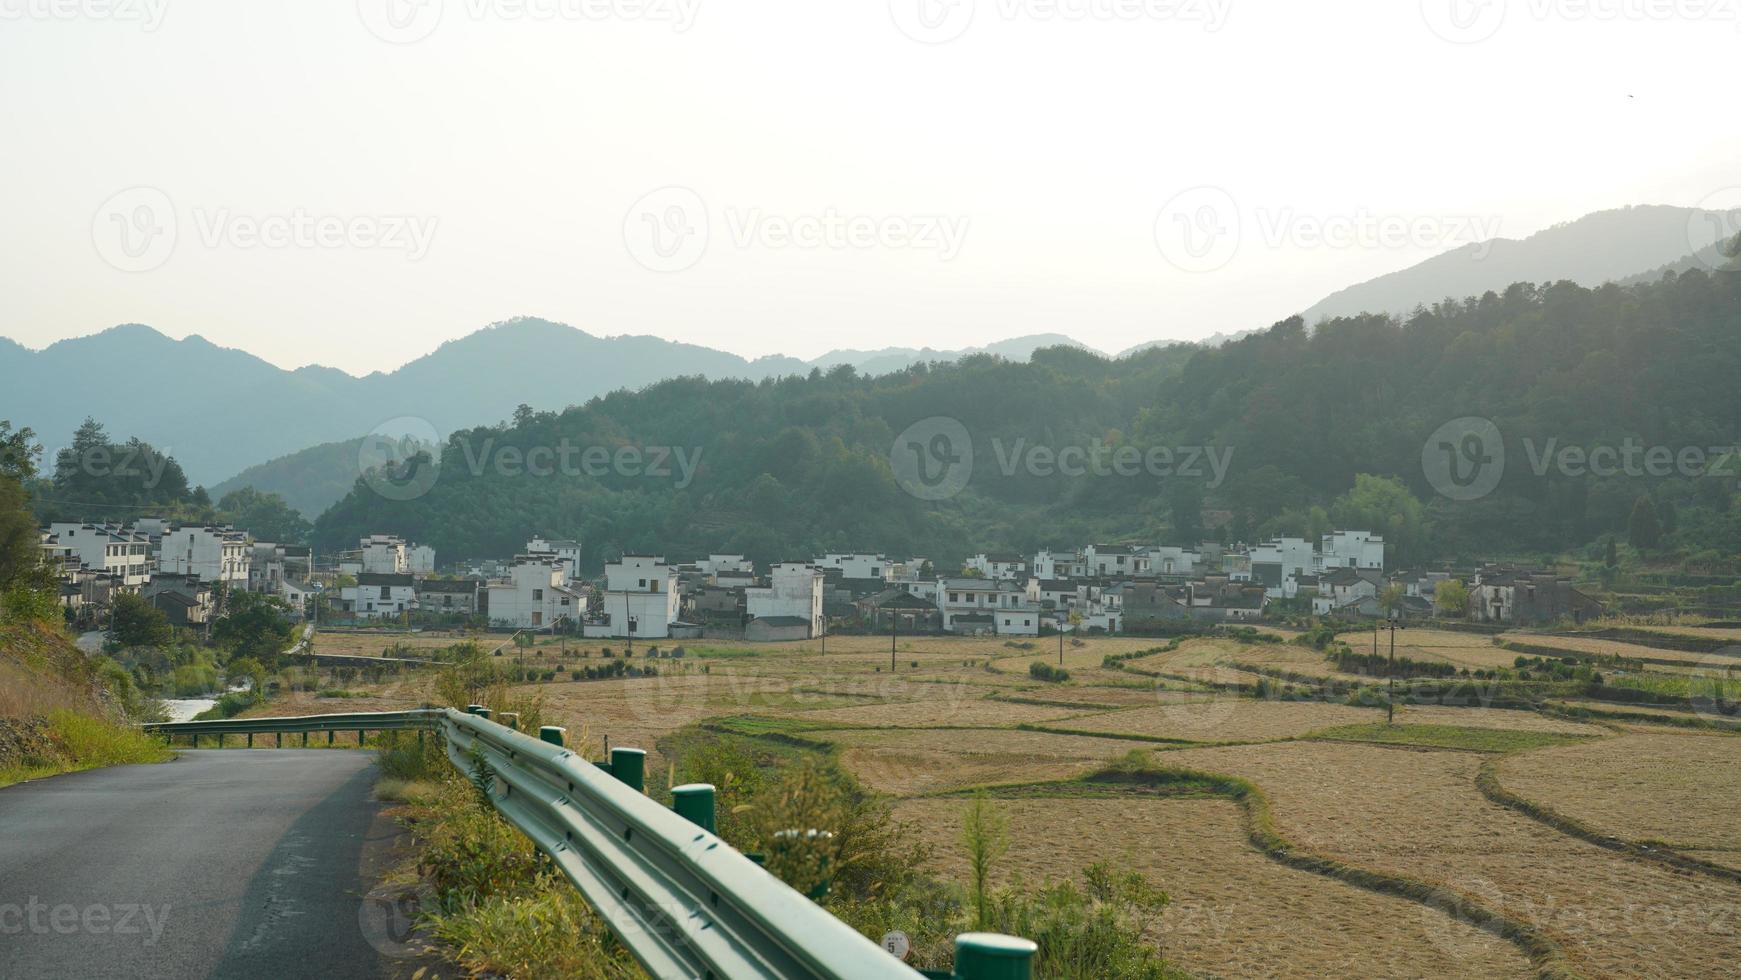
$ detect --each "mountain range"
[5,202,1734,521]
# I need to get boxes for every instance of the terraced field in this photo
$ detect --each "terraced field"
[303,626,1741,976]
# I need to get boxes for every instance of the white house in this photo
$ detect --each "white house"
[158,525,250,586]
[526,536,582,584]
[1313,567,1381,616]
[585,555,682,639]
[1084,544,1149,579]
[1146,546,1200,578]
[814,553,890,581]
[1249,536,1316,599]
[409,545,437,576]
[965,553,1028,580]
[359,534,410,575]
[487,556,583,629]
[745,562,826,638]
[1031,550,1086,580]
[1321,531,1386,571]
[698,554,754,579]
[343,572,417,619]
[44,523,152,588]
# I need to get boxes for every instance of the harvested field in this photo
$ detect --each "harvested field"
[824,727,1169,795]
[1155,740,1741,978]
[1369,629,1524,670]
[1496,731,1741,852]
[1392,704,1608,735]
[894,796,1531,979]
[1500,632,1712,665]
[312,629,475,658]
[1062,699,1382,742]
[780,697,1088,728]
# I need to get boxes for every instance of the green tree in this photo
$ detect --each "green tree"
[1378,583,1407,619]
[217,487,311,542]
[110,592,174,648]
[1434,579,1469,618]
[1331,475,1429,567]
[1604,537,1618,568]
[961,792,1009,931]
[212,591,297,667]
[1627,496,1662,552]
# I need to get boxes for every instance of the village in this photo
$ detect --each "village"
[35,521,1605,640]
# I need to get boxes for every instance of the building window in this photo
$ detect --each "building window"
[533,589,543,601]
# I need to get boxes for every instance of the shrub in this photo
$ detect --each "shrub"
[1028,661,1069,682]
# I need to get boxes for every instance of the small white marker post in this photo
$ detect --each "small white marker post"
[881,930,911,961]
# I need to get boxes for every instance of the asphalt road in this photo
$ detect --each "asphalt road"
[0,750,417,980]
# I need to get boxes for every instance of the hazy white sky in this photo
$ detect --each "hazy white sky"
[2,0,1736,375]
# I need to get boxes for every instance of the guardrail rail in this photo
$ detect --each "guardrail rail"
[145,708,1037,979]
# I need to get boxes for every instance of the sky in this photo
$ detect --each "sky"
[2,0,1737,376]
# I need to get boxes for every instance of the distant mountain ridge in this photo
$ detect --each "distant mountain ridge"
[0,319,1108,489]
[1299,205,1736,323]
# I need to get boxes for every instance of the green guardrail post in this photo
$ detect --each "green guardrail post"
[358,730,366,746]
[609,748,646,793]
[475,709,492,721]
[276,732,283,748]
[327,730,335,746]
[500,712,520,731]
[671,783,716,833]
[466,704,485,715]
[303,731,309,747]
[539,726,566,747]
[953,933,1037,980]
[246,733,253,749]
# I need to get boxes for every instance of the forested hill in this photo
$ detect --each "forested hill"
[314,266,1741,569]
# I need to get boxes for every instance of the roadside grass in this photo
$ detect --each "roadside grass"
[1305,723,1588,754]
[0,709,172,789]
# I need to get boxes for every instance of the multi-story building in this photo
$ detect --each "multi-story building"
[344,572,418,619]
[814,553,890,581]
[745,562,826,638]
[1084,544,1149,578]
[43,523,152,589]
[585,555,682,638]
[1031,550,1086,580]
[965,553,1028,580]
[526,536,582,584]
[418,578,484,617]
[157,525,250,586]
[487,556,583,629]
[359,534,410,575]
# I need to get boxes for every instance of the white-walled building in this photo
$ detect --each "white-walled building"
[745,562,826,638]
[965,553,1028,580]
[698,554,754,579]
[1250,537,1316,599]
[487,556,583,629]
[409,545,437,576]
[343,573,417,619]
[1321,531,1385,571]
[585,555,682,639]
[526,536,582,584]
[1084,544,1149,578]
[359,534,410,575]
[1031,550,1086,580]
[814,553,890,581]
[44,523,152,588]
[158,525,250,586]
[1146,546,1200,578]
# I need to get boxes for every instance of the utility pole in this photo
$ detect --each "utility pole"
[891,610,898,672]
[1384,615,1406,725]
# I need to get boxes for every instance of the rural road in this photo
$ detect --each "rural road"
[0,750,421,980]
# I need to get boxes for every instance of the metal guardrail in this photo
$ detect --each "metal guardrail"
[145,708,1038,980]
